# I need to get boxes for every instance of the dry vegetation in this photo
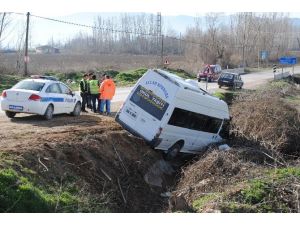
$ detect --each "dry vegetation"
[170,79,300,213]
[0,53,195,75]
[231,80,300,155]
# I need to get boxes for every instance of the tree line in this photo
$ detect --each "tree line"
[1,12,300,73]
[61,12,300,68]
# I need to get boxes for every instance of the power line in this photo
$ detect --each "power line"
[30,13,156,37]
[10,12,296,50]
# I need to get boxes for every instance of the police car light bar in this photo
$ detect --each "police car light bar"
[30,75,58,81]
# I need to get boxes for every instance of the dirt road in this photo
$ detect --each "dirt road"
[0,102,123,152]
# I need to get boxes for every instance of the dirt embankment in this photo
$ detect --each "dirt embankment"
[0,113,166,212]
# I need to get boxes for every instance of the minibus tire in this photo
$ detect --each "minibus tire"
[166,143,182,160]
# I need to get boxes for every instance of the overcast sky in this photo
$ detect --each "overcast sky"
[2,0,300,48]
[2,0,300,17]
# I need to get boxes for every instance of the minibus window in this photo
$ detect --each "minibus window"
[168,107,222,134]
[130,85,169,120]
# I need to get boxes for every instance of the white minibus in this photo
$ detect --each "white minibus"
[115,69,230,158]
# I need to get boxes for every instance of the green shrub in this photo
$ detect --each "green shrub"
[241,180,269,204]
[213,91,237,104]
[115,68,147,85]
[103,70,119,78]
[0,75,22,92]
[165,68,195,79]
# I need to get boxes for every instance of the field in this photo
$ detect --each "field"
[0,53,190,74]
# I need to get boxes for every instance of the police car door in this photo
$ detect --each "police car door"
[44,83,64,114]
[59,83,75,112]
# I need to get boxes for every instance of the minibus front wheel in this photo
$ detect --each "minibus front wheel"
[165,141,184,160]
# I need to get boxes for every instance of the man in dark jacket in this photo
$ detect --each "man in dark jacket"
[79,74,89,112]
[86,72,93,109]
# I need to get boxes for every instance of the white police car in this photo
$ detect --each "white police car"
[1,76,82,120]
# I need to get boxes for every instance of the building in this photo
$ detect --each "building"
[36,45,60,54]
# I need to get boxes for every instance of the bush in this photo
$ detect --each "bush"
[0,74,22,92]
[230,81,300,155]
[165,68,195,79]
[213,91,238,105]
[115,68,147,85]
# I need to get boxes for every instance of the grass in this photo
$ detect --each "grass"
[192,193,220,212]
[213,91,239,105]
[0,168,54,212]
[222,167,300,213]
[0,155,110,213]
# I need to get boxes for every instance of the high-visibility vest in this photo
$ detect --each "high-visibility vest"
[89,79,99,94]
[79,79,88,92]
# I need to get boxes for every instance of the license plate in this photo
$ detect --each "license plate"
[125,107,137,120]
[9,105,23,111]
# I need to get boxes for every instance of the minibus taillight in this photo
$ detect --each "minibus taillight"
[155,127,163,138]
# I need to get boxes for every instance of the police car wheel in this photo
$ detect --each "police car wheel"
[71,102,81,116]
[5,111,16,118]
[44,105,54,120]
[165,143,182,161]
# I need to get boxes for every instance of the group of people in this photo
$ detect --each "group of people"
[79,72,116,115]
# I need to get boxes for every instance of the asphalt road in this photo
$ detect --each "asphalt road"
[113,66,300,99]
[1,66,300,115]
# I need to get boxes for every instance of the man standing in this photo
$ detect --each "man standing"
[86,72,93,109]
[99,75,116,115]
[89,74,100,113]
[79,74,89,112]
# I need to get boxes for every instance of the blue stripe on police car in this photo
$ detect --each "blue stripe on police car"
[41,97,64,102]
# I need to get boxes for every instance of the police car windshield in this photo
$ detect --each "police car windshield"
[13,80,45,91]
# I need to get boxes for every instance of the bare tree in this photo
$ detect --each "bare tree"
[0,12,11,48]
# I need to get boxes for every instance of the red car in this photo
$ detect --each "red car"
[197,64,222,82]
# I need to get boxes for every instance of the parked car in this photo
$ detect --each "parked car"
[1,76,82,120]
[197,64,222,82]
[218,72,244,89]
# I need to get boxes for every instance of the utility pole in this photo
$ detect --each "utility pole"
[179,32,182,55]
[161,35,164,67]
[156,12,162,68]
[24,12,30,76]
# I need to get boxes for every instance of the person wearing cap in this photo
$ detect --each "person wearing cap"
[99,75,116,115]
[79,73,89,112]
[89,74,100,113]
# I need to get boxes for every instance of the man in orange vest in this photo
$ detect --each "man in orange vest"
[99,75,116,115]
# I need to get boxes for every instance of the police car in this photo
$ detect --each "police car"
[0,75,82,120]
